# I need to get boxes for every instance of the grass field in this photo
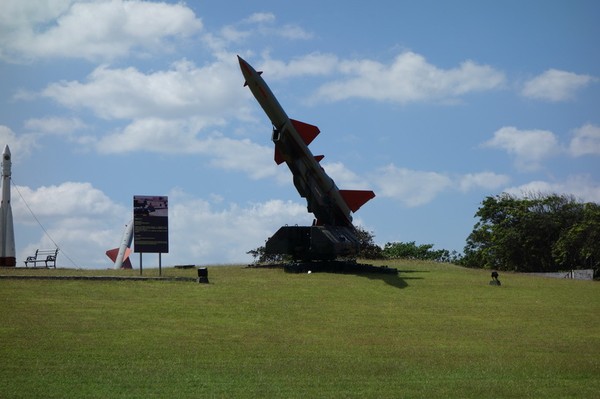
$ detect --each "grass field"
[0,261,598,398]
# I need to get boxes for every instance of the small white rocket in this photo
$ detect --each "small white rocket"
[106,219,133,269]
[0,145,16,266]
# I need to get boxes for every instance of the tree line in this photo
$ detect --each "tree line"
[460,193,599,273]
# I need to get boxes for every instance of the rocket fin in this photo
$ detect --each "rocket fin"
[339,190,376,213]
[121,248,133,269]
[121,258,133,269]
[275,149,322,166]
[291,119,320,146]
[105,247,132,269]
[278,119,318,165]
[106,248,119,263]
[274,147,285,165]
[243,71,263,87]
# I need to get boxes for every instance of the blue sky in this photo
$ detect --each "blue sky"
[1,0,598,268]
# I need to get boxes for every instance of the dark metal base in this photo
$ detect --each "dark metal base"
[0,257,16,267]
[265,225,360,261]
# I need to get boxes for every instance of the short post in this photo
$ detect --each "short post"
[489,270,501,286]
[197,267,209,284]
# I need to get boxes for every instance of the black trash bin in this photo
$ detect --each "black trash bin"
[197,267,209,284]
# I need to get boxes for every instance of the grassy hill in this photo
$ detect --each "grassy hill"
[0,261,598,398]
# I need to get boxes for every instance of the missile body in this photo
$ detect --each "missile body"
[0,145,16,266]
[114,220,133,269]
[238,56,375,260]
[106,219,133,269]
[238,56,373,227]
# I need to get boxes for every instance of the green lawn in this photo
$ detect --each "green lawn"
[0,261,598,398]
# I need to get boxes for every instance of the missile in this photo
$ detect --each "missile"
[238,56,375,227]
[0,145,16,266]
[238,56,375,260]
[106,219,133,269]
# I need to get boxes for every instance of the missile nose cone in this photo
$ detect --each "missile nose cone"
[238,55,254,87]
[2,145,10,163]
[237,55,247,70]
[238,55,252,74]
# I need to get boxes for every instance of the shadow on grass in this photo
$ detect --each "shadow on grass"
[348,268,426,289]
[354,271,409,289]
[248,261,423,289]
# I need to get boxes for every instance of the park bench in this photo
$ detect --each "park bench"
[24,249,59,268]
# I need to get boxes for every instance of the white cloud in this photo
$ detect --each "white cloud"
[569,124,600,157]
[277,24,313,40]
[0,0,202,62]
[13,182,124,218]
[521,69,597,102]
[206,12,311,52]
[321,161,371,189]
[0,125,39,160]
[504,175,600,204]
[206,135,280,180]
[242,12,312,40]
[0,0,73,33]
[95,118,281,180]
[219,25,251,43]
[42,59,246,120]
[261,53,340,79]
[24,116,86,136]
[372,164,453,207]
[458,172,511,192]
[34,55,289,180]
[482,126,561,171]
[243,12,276,24]
[96,118,213,153]
[314,51,505,104]
[369,164,511,207]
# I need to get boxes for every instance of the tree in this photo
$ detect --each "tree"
[381,241,451,262]
[246,246,289,264]
[461,193,599,274]
[552,202,600,271]
[355,226,383,259]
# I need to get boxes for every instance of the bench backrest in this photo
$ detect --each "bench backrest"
[34,249,59,258]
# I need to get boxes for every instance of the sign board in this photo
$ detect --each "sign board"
[133,195,168,253]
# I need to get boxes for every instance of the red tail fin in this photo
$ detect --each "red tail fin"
[105,247,133,269]
[340,190,376,213]
[106,248,119,263]
[275,148,285,164]
[121,257,132,269]
[274,119,320,165]
[291,119,320,146]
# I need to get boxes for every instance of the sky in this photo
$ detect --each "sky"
[0,0,598,269]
